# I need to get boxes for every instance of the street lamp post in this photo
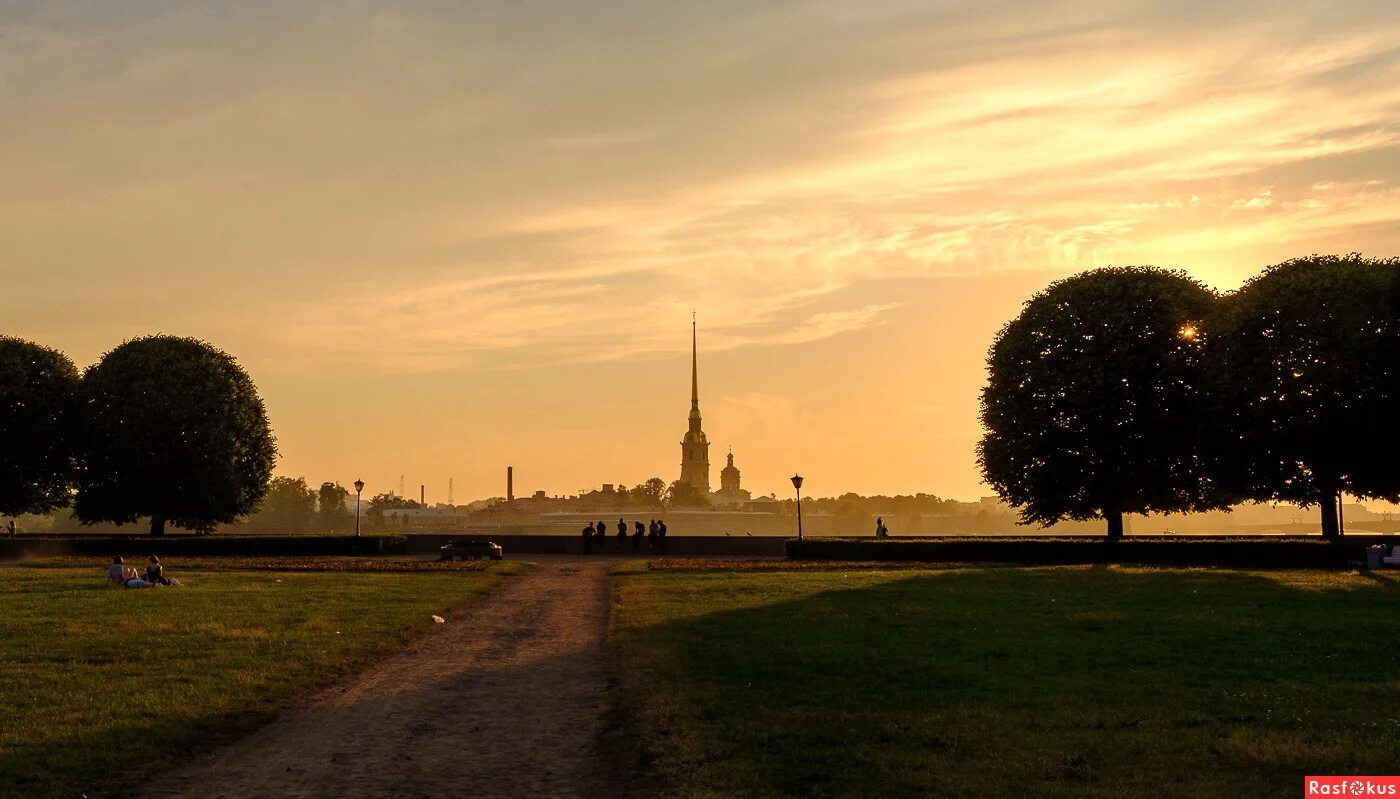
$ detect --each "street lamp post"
[1338,490,1345,537]
[353,479,365,538]
[790,474,804,559]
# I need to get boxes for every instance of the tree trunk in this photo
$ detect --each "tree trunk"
[150,515,167,537]
[1319,494,1340,540]
[1105,510,1124,541]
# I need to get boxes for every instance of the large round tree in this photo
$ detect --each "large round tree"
[1207,254,1400,538]
[75,336,277,535]
[978,267,1222,539]
[0,337,80,517]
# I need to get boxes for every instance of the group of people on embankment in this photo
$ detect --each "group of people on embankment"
[581,518,667,554]
[106,555,181,588]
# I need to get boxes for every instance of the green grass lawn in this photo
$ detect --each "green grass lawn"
[610,565,1400,798]
[0,563,517,799]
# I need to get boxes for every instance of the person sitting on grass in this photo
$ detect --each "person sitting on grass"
[144,555,173,586]
[106,556,152,588]
[107,556,134,586]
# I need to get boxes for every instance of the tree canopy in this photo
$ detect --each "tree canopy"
[318,481,353,533]
[236,476,316,534]
[74,336,277,535]
[979,267,1223,538]
[665,479,710,508]
[1206,254,1400,536]
[366,492,418,529]
[629,478,668,507]
[0,337,80,517]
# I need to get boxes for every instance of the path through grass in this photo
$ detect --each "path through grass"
[0,563,513,798]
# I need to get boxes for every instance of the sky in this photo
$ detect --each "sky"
[3,0,1398,504]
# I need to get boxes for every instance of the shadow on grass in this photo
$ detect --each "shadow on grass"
[612,567,1400,799]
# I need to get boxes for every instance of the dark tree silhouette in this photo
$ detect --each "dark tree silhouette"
[237,476,317,534]
[318,481,352,532]
[629,478,667,507]
[75,336,276,535]
[665,479,709,508]
[979,267,1223,539]
[1206,254,1400,538]
[0,337,80,517]
[367,491,419,529]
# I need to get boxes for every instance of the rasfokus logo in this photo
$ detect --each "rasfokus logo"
[1305,777,1400,796]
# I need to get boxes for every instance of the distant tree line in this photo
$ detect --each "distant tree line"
[979,254,1400,539]
[0,335,276,535]
[770,493,965,518]
[593,478,711,509]
[478,477,714,511]
[242,485,417,534]
[229,477,371,534]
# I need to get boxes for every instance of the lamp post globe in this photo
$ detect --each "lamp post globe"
[353,479,365,538]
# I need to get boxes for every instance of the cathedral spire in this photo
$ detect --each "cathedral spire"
[691,311,699,411]
[680,313,711,496]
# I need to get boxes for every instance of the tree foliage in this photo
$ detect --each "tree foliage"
[318,481,353,533]
[1206,254,1400,536]
[979,267,1223,538]
[366,491,418,529]
[236,476,316,534]
[75,336,277,535]
[629,478,668,507]
[665,479,710,508]
[0,337,80,517]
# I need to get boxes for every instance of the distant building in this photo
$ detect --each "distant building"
[712,449,751,505]
[679,316,711,495]
[742,495,782,513]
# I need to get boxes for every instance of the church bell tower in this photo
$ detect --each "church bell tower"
[679,314,711,494]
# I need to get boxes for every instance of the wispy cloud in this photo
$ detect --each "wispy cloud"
[4,0,1399,375]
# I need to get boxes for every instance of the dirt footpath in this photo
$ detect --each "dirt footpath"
[156,559,649,799]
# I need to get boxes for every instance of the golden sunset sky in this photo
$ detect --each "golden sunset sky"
[4,2,1399,503]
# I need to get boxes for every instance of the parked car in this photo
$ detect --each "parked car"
[439,540,503,561]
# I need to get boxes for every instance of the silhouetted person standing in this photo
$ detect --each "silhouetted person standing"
[634,520,645,544]
[632,521,644,550]
[582,522,595,555]
[876,516,888,538]
[658,519,667,549]
[617,520,629,551]
[647,519,658,548]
